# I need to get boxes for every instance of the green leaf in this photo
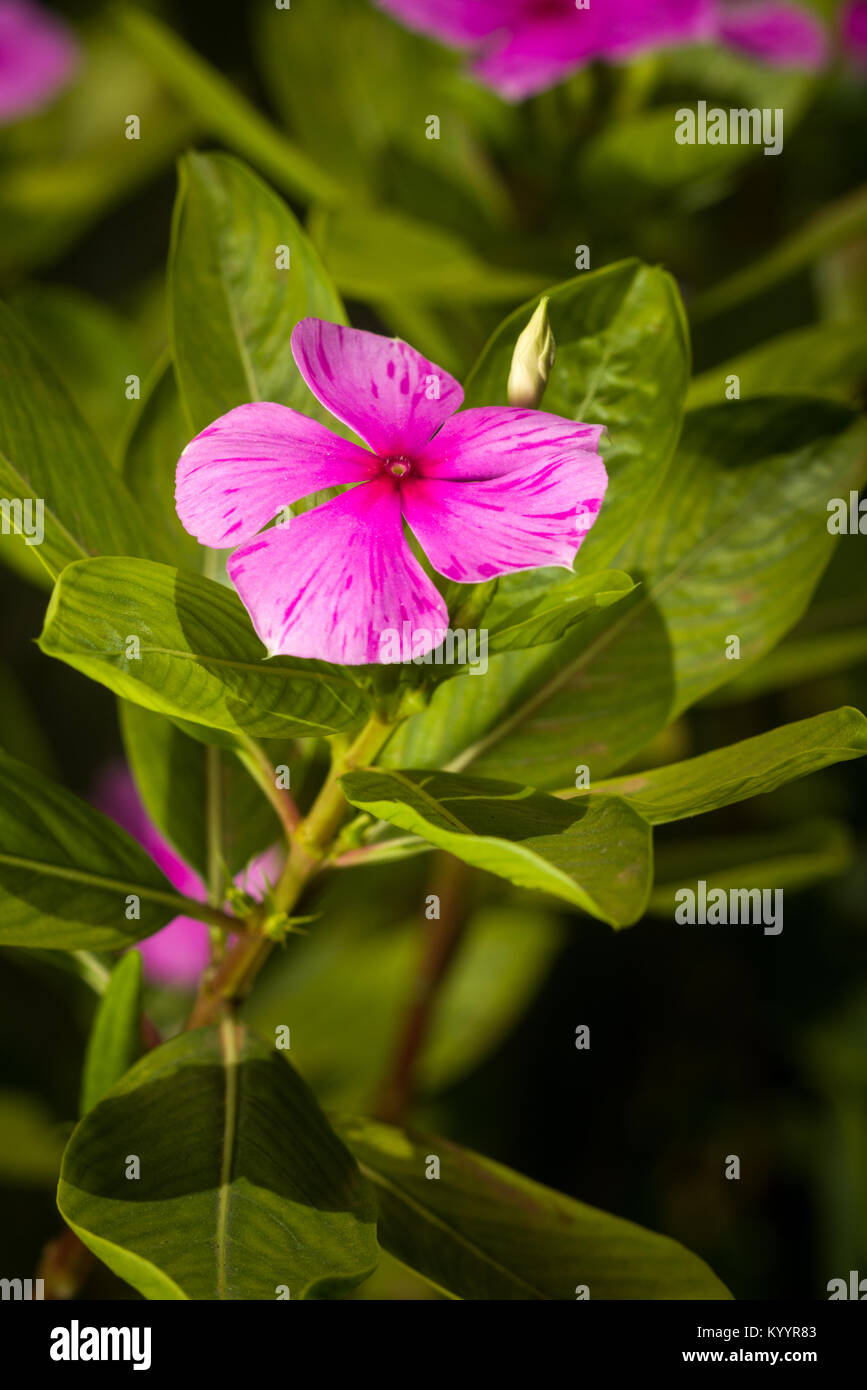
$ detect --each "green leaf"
[0,750,196,950]
[485,569,635,654]
[337,1117,731,1300]
[463,259,691,570]
[385,396,866,787]
[121,354,201,570]
[244,904,564,1111]
[7,284,144,465]
[687,320,867,410]
[0,303,168,580]
[80,953,142,1115]
[169,151,346,436]
[119,702,281,882]
[341,770,652,927]
[39,556,370,740]
[648,818,854,916]
[59,1023,378,1299]
[310,204,545,305]
[580,708,867,824]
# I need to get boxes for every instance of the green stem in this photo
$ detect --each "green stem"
[235,734,300,838]
[185,713,396,1029]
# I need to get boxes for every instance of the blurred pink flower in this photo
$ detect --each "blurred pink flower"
[376,0,827,100]
[0,0,78,124]
[92,762,281,988]
[175,318,607,665]
[842,0,867,66]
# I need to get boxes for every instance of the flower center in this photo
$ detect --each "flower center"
[384,456,412,479]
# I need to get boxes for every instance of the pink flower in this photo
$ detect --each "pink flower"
[375,0,827,100]
[842,0,867,67]
[175,319,607,666]
[0,0,78,124]
[92,763,281,988]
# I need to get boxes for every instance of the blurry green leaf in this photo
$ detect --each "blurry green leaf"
[119,701,281,881]
[705,627,867,703]
[245,905,563,1111]
[0,749,189,950]
[59,1024,378,1299]
[0,1089,66,1186]
[579,105,757,207]
[0,22,196,275]
[169,151,346,436]
[386,397,865,787]
[8,284,144,465]
[485,569,635,654]
[342,770,651,926]
[122,354,201,570]
[0,303,168,580]
[464,260,691,570]
[113,6,344,206]
[80,952,142,1115]
[310,205,544,305]
[692,183,867,321]
[39,557,370,739]
[648,818,854,915]
[687,320,867,409]
[255,0,510,226]
[582,708,867,824]
[338,1117,731,1300]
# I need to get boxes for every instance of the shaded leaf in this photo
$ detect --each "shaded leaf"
[59,1024,378,1299]
[338,1117,731,1300]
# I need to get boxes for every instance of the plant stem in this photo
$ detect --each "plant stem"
[235,734,301,837]
[374,855,472,1124]
[185,713,395,1030]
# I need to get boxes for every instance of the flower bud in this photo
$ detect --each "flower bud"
[507,296,556,409]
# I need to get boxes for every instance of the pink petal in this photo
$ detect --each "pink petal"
[228,479,449,664]
[471,8,604,101]
[844,0,867,65]
[291,318,463,460]
[415,406,604,480]
[601,0,717,60]
[374,0,520,45]
[401,455,608,582]
[718,1,828,67]
[0,0,79,124]
[175,402,377,549]
[136,914,211,989]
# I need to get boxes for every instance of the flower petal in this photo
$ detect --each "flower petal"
[291,318,463,459]
[228,479,449,664]
[401,452,608,582]
[0,0,79,124]
[415,406,604,480]
[601,0,717,60]
[374,0,520,45]
[718,1,828,67]
[175,402,377,548]
[471,9,604,101]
